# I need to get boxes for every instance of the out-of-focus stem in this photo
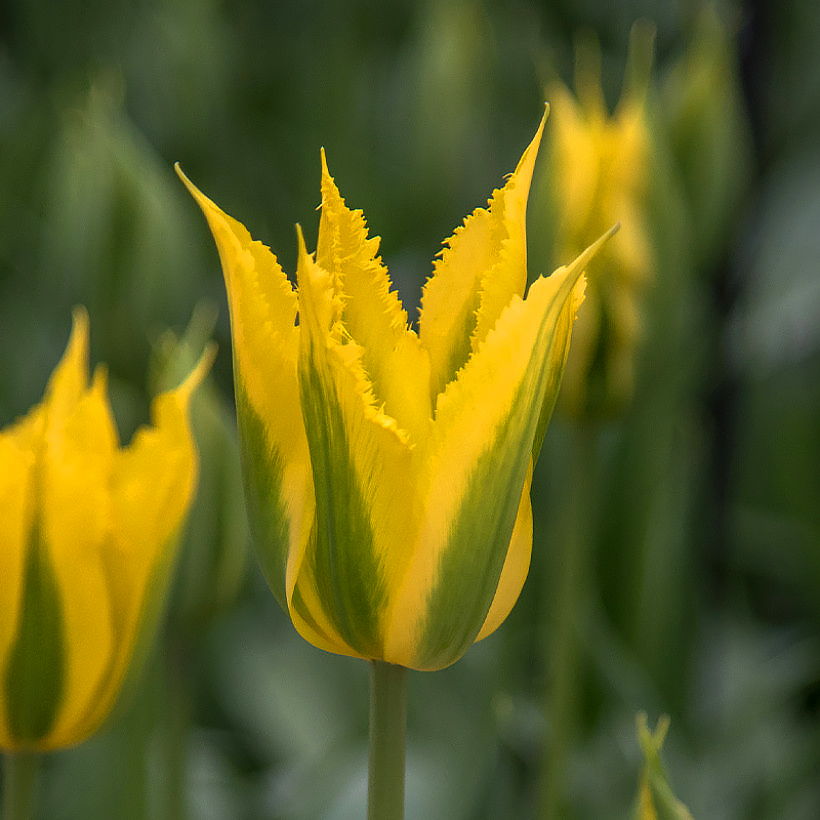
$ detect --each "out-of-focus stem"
[539,425,598,820]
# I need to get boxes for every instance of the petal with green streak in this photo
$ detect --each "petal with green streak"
[54,351,210,748]
[176,167,314,607]
[0,413,40,747]
[40,366,117,747]
[3,514,65,747]
[295,231,416,658]
[2,310,112,750]
[418,111,547,402]
[475,461,533,642]
[288,527,369,660]
[317,153,432,443]
[385,229,615,670]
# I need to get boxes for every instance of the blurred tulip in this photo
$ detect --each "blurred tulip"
[179,113,615,671]
[0,309,212,752]
[547,23,655,419]
[662,5,752,272]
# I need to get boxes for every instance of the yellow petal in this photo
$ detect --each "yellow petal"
[0,412,40,745]
[475,461,533,642]
[42,366,117,745]
[56,349,211,745]
[176,166,314,607]
[317,153,432,443]
[419,110,547,402]
[42,307,92,426]
[471,109,547,352]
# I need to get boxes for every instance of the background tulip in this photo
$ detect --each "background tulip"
[0,309,211,753]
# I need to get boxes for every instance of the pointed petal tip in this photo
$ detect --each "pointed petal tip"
[69,305,90,346]
[294,222,308,256]
[584,222,620,259]
[63,305,91,381]
[174,161,191,190]
[175,341,217,404]
[174,163,218,216]
[526,106,549,157]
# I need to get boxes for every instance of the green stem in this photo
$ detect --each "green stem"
[539,425,599,820]
[367,661,407,820]
[3,753,40,820]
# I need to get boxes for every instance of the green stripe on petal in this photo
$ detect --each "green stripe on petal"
[0,413,40,746]
[5,517,65,745]
[296,229,415,657]
[411,400,534,670]
[235,384,291,607]
[239,379,363,658]
[289,536,370,661]
[298,347,386,655]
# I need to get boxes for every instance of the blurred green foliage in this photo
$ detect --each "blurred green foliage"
[1,0,819,818]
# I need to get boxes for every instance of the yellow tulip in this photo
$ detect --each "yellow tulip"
[548,25,654,418]
[178,112,614,671]
[0,309,211,752]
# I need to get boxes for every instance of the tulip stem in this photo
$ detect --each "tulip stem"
[2,752,39,820]
[367,661,407,820]
[539,425,598,820]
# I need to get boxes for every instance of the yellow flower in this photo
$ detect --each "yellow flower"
[0,309,211,752]
[548,24,654,417]
[178,113,614,671]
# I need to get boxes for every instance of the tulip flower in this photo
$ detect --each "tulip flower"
[547,24,654,418]
[0,309,211,754]
[180,112,614,820]
[178,112,614,674]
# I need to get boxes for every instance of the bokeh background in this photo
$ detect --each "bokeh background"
[1,0,819,817]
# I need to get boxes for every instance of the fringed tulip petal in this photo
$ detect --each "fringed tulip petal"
[183,115,617,672]
[176,167,314,609]
[419,109,546,401]
[317,154,432,444]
